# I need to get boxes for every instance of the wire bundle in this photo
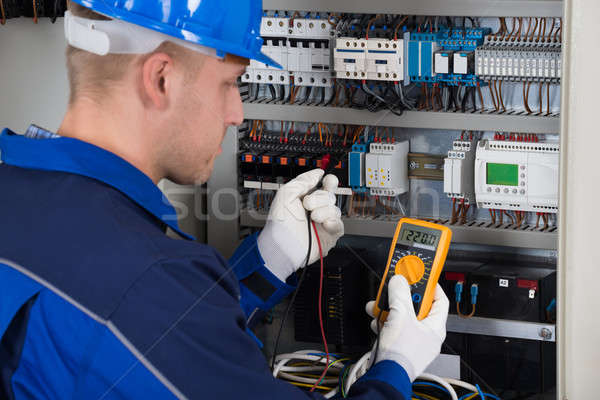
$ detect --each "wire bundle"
[272,351,350,398]
[338,349,501,400]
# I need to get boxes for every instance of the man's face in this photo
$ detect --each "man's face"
[163,54,247,185]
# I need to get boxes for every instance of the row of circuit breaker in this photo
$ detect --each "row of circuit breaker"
[444,135,559,213]
[243,14,562,87]
[335,29,561,84]
[240,140,410,197]
[243,16,334,87]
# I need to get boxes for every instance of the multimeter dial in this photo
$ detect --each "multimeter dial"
[378,246,436,314]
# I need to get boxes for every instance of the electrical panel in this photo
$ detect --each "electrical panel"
[238,9,562,400]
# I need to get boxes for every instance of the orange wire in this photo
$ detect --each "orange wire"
[366,15,381,40]
[393,15,409,40]
[0,0,6,25]
[529,18,539,42]
[32,0,38,23]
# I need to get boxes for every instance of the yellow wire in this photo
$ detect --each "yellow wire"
[318,123,323,143]
[287,362,315,367]
[289,381,333,391]
[462,394,478,400]
[288,373,329,379]
[413,392,441,400]
[328,358,351,368]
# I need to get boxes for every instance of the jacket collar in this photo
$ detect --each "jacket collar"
[0,127,194,240]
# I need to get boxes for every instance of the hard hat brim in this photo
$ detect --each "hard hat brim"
[71,0,283,69]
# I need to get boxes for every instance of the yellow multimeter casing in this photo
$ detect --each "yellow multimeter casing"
[373,218,452,321]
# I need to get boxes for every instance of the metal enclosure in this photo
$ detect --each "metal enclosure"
[206,0,599,398]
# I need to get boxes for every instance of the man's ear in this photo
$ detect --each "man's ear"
[140,52,174,109]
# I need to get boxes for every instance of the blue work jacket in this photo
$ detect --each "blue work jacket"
[0,126,411,399]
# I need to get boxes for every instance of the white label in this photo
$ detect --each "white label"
[529,289,536,299]
[499,279,509,287]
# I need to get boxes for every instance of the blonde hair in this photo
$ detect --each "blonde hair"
[66,1,204,104]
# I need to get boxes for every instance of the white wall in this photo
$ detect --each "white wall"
[0,18,68,132]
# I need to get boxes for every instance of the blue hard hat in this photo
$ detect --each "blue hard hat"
[70,0,281,68]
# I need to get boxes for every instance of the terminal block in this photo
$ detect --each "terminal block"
[475,37,561,82]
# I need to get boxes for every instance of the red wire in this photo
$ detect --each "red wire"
[309,221,330,392]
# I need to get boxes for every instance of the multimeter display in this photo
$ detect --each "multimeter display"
[399,225,441,249]
[374,218,452,321]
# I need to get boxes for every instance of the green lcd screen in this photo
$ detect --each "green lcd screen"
[486,163,519,186]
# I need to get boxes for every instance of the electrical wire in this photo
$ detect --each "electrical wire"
[529,17,539,42]
[418,373,459,400]
[523,82,533,114]
[393,15,409,40]
[309,220,329,392]
[270,218,313,372]
[488,82,498,111]
[504,210,515,225]
[289,381,334,391]
[444,378,478,393]
[413,392,441,400]
[477,83,485,113]
[32,0,38,23]
[457,302,476,318]
[498,81,506,112]
[0,0,6,25]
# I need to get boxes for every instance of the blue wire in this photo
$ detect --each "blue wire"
[475,384,485,399]
[413,395,429,400]
[307,352,342,358]
[458,392,501,400]
[413,381,449,393]
[480,394,500,400]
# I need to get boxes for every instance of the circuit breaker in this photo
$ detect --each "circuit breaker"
[334,38,368,80]
[365,141,409,196]
[366,39,404,81]
[444,137,478,203]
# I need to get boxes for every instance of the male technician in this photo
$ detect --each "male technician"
[0,1,449,399]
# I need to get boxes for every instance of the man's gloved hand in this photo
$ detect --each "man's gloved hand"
[365,275,449,381]
[257,169,345,282]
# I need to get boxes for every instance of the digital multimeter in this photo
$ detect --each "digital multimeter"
[374,218,452,321]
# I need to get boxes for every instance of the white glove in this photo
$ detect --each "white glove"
[365,275,449,381]
[257,169,345,282]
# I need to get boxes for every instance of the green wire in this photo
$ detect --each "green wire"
[341,363,351,398]
[315,358,351,387]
